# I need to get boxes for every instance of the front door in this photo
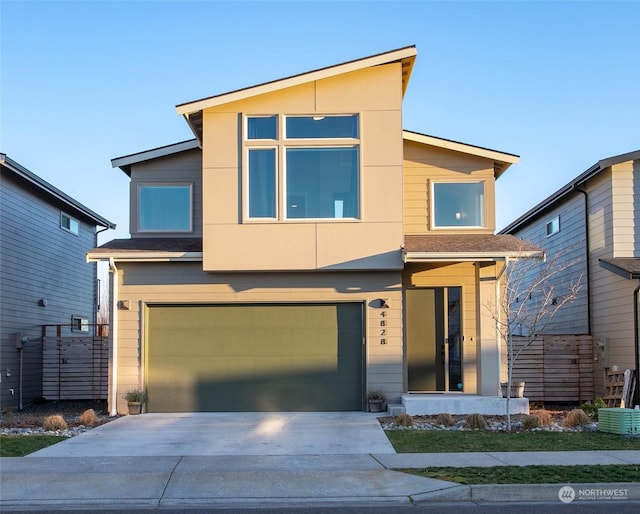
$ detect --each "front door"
[406,287,463,392]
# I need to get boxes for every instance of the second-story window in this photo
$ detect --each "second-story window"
[546,215,560,236]
[432,181,485,228]
[245,114,360,221]
[138,184,192,232]
[60,212,79,235]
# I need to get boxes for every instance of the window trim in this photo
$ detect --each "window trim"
[546,215,560,237]
[137,182,193,233]
[60,212,79,235]
[430,180,487,229]
[71,315,89,333]
[243,113,362,222]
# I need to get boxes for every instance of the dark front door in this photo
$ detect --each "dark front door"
[406,287,463,392]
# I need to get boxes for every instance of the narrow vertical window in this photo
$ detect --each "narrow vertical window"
[248,148,276,218]
[61,213,79,235]
[546,216,560,236]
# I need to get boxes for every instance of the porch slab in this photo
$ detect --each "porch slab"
[401,394,529,416]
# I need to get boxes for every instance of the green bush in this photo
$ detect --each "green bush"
[580,397,606,419]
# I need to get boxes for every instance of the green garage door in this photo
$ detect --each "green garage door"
[145,303,364,412]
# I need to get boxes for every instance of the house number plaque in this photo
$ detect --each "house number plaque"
[380,311,386,344]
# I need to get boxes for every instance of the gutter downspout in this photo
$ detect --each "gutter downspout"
[109,258,119,416]
[575,186,592,334]
[634,282,640,407]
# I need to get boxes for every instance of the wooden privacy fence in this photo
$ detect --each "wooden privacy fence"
[42,325,109,400]
[511,334,593,403]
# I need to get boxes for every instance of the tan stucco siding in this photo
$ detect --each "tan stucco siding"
[111,263,403,413]
[403,262,480,393]
[200,63,404,271]
[403,142,497,235]
[128,149,203,237]
[610,161,637,257]
[587,164,638,394]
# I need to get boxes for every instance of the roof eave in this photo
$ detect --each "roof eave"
[1,154,116,229]
[111,139,201,175]
[599,258,640,280]
[176,46,417,116]
[87,251,203,263]
[403,250,544,263]
[402,130,519,178]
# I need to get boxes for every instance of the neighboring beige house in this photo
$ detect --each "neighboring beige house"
[501,150,640,399]
[89,46,538,415]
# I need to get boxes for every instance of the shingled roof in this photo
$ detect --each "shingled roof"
[404,234,542,261]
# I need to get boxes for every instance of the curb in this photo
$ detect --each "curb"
[413,482,640,503]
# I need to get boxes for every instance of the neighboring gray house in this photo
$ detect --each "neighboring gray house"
[500,150,640,397]
[0,154,115,410]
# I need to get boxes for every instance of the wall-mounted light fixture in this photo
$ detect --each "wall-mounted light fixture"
[375,298,389,309]
[38,298,47,307]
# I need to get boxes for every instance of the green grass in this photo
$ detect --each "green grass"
[0,435,66,457]
[385,429,640,453]
[401,464,640,484]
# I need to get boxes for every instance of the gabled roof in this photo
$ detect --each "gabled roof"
[111,139,200,176]
[500,149,640,234]
[403,234,543,262]
[0,153,115,229]
[403,130,520,178]
[177,45,417,142]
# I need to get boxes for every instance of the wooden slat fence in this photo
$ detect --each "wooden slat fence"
[42,335,109,400]
[511,334,593,403]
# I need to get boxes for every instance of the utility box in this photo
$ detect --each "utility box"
[598,408,640,435]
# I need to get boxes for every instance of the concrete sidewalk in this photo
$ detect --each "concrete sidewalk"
[2,413,640,509]
[2,452,640,509]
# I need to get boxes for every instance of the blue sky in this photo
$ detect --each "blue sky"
[2,0,639,243]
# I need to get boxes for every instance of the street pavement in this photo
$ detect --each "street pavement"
[1,412,639,510]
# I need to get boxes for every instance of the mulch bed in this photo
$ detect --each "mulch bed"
[1,399,113,429]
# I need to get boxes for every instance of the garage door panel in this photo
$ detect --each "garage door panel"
[146,303,363,412]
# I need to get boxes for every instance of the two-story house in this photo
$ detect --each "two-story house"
[1,154,115,410]
[501,150,640,400]
[89,46,539,415]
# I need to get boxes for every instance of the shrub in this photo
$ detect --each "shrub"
[523,415,540,429]
[396,413,413,427]
[537,409,553,426]
[43,414,67,431]
[367,390,385,401]
[436,413,455,427]
[581,397,606,419]
[564,408,591,427]
[123,388,146,403]
[465,413,487,430]
[79,409,98,426]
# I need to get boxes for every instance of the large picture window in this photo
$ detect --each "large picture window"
[138,184,192,232]
[245,114,360,221]
[433,182,485,228]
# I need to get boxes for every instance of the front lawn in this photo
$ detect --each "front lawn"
[385,429,640,453]
[0,435,66,457]
[401,464,640,484]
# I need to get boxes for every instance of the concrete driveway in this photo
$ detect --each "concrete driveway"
[29,412,396,457]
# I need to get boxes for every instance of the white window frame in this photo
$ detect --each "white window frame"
[60,212,79,235]
[546,215,560,237]
[430,180,486,229]
[137,183,193,233]
[244,113,361,222]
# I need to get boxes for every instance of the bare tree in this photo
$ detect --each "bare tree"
[485,247,582,430]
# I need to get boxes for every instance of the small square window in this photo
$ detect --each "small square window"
[138,184,192,232]
[61,213,79,235]
[546,216,560,236]
[432,182,485,228]
[71,316,89,332]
